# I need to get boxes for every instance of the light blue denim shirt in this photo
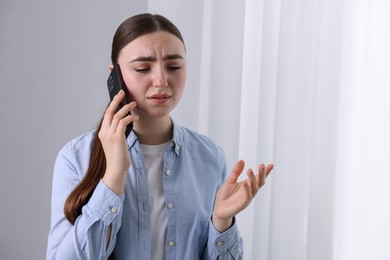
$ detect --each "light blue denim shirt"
[47,120,243,259]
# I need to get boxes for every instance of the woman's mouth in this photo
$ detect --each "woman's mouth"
[147,94,171,104]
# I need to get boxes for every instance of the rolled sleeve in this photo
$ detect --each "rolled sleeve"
[207,217,243,259]
[85,180,125,226]
[47,136,126,260]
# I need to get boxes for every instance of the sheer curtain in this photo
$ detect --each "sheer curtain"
[149,0,390,259]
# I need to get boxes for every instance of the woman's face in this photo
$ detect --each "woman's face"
[116,30,186,119]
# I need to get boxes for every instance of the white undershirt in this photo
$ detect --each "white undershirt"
[140,141,170,260]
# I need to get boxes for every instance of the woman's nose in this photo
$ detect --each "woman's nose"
[152,67,168,88]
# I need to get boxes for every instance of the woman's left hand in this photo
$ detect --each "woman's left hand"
[212,160,274,232]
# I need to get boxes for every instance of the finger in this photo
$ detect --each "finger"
[246,168,259,196]
[102,90,126,129]
[226,160,245,184]
[265,164,274,178]
[110,102,137,131]
[256,164,266,188]
[116,114,139,135]
[240,181,253,208]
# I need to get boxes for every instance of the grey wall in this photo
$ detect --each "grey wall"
[0,0,210,258]
[0,0,208,258]
[0,1,149,259]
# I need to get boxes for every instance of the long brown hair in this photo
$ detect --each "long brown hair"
[63,13,185,224]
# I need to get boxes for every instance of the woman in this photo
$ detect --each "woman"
[47,13,273,260]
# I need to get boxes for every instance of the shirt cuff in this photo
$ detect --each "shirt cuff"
[83,179,125,225]
[208,217,242,255]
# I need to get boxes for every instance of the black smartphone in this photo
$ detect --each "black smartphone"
[107,64,133,137]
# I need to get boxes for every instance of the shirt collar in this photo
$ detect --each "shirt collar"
[171,118,182,155]
[126,117,182,155]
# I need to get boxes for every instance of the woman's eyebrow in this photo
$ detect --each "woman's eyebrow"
[130,54,184,63]
[164,54,184,60]
[130,56,155,62]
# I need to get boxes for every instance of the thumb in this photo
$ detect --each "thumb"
[226,160,245,184]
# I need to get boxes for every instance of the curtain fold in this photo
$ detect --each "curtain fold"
[334,1,390,259]
[148,0,390,259]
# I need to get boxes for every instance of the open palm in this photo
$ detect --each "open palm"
[212,160,273,232]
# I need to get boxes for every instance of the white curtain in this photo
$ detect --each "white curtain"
[149,0,390,259]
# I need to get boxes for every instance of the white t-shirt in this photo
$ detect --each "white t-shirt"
[140,141,170,260]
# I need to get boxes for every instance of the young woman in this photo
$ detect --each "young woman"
[47,13,273,260]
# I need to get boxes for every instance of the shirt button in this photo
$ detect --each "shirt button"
[168,241,175,247]
[216,241,223,246]
[165,169,171,176]
[167,203,174,209]
[111,207,118,213]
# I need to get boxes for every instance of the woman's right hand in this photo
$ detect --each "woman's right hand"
[99,90,139,194]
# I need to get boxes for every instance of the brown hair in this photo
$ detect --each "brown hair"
[63,13,185,224]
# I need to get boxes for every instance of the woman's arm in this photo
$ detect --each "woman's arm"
[47,91,138,259]
[99,90,138,195]
[47,146,125,259]
[204,160,273,259]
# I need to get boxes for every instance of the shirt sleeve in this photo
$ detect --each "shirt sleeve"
[202,146,243,259]
[203,217,243,259]
[47,143,124,260]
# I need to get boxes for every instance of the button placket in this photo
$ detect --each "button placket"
[163,151,177,258]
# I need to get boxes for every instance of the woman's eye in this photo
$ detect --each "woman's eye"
[134,67,150,73]
[167,65,181,71]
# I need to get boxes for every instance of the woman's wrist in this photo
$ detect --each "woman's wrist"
[102,170,127,195]
[212,214,233,233]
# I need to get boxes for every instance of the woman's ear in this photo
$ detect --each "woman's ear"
[108,64,114,72]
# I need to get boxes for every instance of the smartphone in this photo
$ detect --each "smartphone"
[107,64,133,137]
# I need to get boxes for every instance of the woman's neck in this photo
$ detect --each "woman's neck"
[133,115,173,145]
